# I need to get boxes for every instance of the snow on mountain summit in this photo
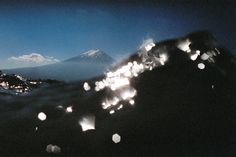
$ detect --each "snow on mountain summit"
[65,49,114,63]
[80,49,102,57]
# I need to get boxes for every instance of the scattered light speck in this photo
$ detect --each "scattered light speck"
[56,105,63,110]
[112,133,121,143]
[66,106,73,113]
[109,110,115,114]
[83,82,91,91]
[129,99,135,105]
[117,104,123,110]
[46,144,61,154]
[198,63,205,70]
[190,53,199,61]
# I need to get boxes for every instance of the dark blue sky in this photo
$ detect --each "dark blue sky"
[0,0,235,68]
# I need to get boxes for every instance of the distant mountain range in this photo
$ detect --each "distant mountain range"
[3,49,115,82]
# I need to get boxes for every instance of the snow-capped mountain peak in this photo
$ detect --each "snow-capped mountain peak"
[80,49,102,57]
[64,49,114,63]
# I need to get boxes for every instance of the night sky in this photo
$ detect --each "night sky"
[0,0,235,69]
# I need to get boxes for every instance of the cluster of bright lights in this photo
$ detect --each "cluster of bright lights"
[0,73,41,94]
[83,40,169,114]
[177,38,221,69]
[0,81,30,93]
[95,61,145,113]
[94,61,144,92]
[0,81,9,89]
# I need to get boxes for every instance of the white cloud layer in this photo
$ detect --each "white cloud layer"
[8,53,59,64]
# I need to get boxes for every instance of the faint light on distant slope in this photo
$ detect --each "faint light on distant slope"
[79,115,95,132]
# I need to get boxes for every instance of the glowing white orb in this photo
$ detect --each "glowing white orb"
[129,99,135,105]
[109,110,115,114]
[198,63,205,70]
[112,133,121,143]
[83,82,91,91]
[66,106,73,113]
[38,112,47,121]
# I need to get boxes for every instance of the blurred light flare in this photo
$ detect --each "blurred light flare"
[46,144,61,154]
[177,39,191,52]
[79,115,95,132]
[66,106,73,113]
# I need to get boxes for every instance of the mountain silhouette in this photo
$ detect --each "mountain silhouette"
[65,49,114,63]
[3,49,114,82]
[0,31,235,157]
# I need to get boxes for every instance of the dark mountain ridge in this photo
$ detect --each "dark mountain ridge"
[0,31,235,157]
